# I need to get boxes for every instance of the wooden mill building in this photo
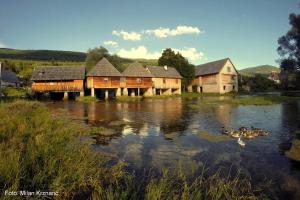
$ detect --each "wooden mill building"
[190,58,238,94]
[31,66,85,99]
[147,65,182,95]
[86,57,122,99]
[122,62,153,96]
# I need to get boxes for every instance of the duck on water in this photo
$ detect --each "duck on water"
[222,126,270,147]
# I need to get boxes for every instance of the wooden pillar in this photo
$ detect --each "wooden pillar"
[144,88,153,96]
[80,91,84,97]
[105,90,109,100]
[131,89,135,97]
[116,88,121,97]
[91,88,95,97]
[63,91,68,100]
[123,88,128,96]
[137,88,140,96]
[153,88,156,95]
[197,86,201,93]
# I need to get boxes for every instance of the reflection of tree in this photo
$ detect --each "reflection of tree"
[279,102,300,154]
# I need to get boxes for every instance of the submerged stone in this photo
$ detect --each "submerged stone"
[286,139,300,162]
[198,131,233,142]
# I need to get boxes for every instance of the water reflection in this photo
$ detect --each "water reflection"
[45,97,300,199]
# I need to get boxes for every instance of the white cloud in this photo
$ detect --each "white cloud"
[103,40,118,47]
[117,46,160,59]
[172,47,204,61]
[145,25,201,38]
[0,42,6,48]
[116,46,204,62]
[112,30,141,41]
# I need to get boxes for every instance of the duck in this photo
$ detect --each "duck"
[221,127,230,135]
[237,137,245,147]
[259,130,269,136]
[244,132,255,139]
[239,127,248,132]
[230,130,240,138]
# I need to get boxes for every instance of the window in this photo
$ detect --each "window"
[231,75,235,80]
[223,85,226,90]
[137,78,141,83]
[104,77,109,83]
[163,78,166,84]
[227,66,231,72]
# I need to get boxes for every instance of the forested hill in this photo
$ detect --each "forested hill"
[238,65,280,77]
[0,48,87,61]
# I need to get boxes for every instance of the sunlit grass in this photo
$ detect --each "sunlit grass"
[198,131,233,142]
[1,87,29,97]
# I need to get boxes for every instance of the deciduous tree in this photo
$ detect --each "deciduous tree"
[158,48,195,90]
[278,13,300,89]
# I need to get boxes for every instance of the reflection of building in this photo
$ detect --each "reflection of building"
[190,58,238,94]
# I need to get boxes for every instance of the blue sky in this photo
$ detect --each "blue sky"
[0,0,298,69]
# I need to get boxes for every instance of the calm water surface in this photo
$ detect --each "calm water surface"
[46,97,300,199]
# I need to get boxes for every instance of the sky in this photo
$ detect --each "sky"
[0,0,299,69]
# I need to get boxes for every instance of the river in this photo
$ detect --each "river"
[46,96,300,199]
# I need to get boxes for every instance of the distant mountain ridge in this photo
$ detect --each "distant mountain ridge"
[0,48,87,61]
[238,65,280,77]
[0,48,159,66]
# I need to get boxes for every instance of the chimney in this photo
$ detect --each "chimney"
[164,65,168,70]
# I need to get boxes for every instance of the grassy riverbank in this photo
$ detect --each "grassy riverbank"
[181,92,300,105]
[0,100,268,199]
[222,95,300,105]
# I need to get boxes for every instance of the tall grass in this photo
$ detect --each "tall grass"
[0,101,126,199]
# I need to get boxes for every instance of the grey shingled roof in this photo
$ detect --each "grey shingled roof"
[195,58,229,76]
[1,69,19,83]
[147,66,182,79]
[87,57,122,77]
[122,62,153,77]
[31,66,85,81]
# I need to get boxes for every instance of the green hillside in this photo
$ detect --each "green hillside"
[0,48,86,61]
[0,48,158,66]
[238,65,280,77]
[0,48,160,85]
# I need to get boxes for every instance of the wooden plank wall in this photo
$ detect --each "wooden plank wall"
[125,77,152,88]
[32,80,84,91]
[87,77,120,88]
[221,74,236,84]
